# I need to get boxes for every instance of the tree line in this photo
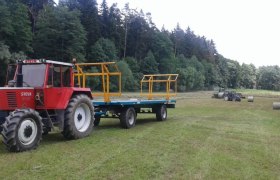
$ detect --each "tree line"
[0,0,279,91]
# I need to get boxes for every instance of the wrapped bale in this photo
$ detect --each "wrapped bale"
[218,92,224,98]
[247,96,254,102]
[273,102,280,110]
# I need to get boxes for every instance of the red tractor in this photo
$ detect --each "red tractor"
[0,59,95,152]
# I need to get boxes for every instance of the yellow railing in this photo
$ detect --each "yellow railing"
[74,62,121,102]
[140,74,178,100]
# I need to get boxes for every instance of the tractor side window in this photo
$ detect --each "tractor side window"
[48,65,71,87]
[47,65,54,86]
[62,67,71,87]
[53,65,61,87]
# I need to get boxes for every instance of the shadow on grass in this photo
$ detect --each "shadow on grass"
[96,118,158,130]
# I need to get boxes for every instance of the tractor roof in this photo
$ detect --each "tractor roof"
[20,59,73,67]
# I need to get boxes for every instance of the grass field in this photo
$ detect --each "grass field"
[0,91,279,179]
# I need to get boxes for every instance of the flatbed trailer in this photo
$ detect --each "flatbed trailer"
[74,62,178,128]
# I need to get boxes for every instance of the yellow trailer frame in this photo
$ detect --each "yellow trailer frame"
[140,74,178,100]
[74,62,121,102]
[74,62,178,102]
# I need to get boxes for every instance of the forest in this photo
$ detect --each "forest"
[0,0,280,91]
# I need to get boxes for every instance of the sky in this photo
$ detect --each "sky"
[95,0,280,67]
[56,0,280,67]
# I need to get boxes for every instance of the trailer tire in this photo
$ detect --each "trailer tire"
[62,94,94,139]
[120,107,136,129]
[156,105,167,121]
[1,109,42,152]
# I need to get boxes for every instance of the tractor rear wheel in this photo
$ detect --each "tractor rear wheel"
[156,105,167,121]
[120,107,136,129]
[62,94,94,139]
[1,109,42,152]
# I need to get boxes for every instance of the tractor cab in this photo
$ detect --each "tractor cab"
[6,59,73,88]
[0,59,78,111]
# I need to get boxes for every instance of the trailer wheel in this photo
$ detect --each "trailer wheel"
[120,107,136,129]
[63,94,94,139]
[156,105,167,121]
[94,116,100,126]
[1,109,42,152]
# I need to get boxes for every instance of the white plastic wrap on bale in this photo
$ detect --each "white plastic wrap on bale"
[273,102,280,110]
[247,96,254,102]
[218,92,224,98]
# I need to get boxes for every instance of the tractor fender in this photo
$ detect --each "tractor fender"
[71,88,93,99]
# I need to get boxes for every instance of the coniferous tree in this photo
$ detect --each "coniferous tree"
[141,50,159,74]
[64,0,100,59]
[99,0,109,38]
[34,5,86,61]
[117,60,135,91]
[21,0,55,33]
[108,3,124,58]
[0,0,13,44]
[240,63,256,88]
[88,38,117,62]
[6,0,33,54]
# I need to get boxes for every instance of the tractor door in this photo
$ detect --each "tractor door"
[41,64,74,109]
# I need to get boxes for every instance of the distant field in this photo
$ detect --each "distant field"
[237,89,280,97]
[0,91,279,179]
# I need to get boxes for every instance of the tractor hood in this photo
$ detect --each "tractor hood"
[0,87,35,110]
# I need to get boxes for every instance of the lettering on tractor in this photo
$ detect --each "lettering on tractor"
[0,59,178,152]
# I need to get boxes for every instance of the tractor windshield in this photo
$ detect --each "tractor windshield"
[21,64,46,87]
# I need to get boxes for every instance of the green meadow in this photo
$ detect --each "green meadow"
[0,91,279,179]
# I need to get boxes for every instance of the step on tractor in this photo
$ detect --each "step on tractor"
[0,59,178,152]
[0,59,94,152]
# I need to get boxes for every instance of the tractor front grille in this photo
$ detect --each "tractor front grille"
[6,92,17,108]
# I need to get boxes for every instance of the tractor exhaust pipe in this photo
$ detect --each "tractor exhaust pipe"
[16,60,23,87]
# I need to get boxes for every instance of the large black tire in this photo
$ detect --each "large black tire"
[1,109,42,152]
[62,94,94,139]
[120,107,136,129]
[156,105,167,121]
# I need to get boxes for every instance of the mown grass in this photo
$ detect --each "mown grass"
[0,91,279,179]
[237,88,280,97]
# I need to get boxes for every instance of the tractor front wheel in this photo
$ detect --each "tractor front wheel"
[1,109,42,152]
[62,94,94,139]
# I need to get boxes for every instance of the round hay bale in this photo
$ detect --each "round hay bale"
[273,102,280,110]
[218,92,224,98]
[247,96,254,102]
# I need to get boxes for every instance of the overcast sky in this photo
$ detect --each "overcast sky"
[94,0,279,67]
[55,0,279,67]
